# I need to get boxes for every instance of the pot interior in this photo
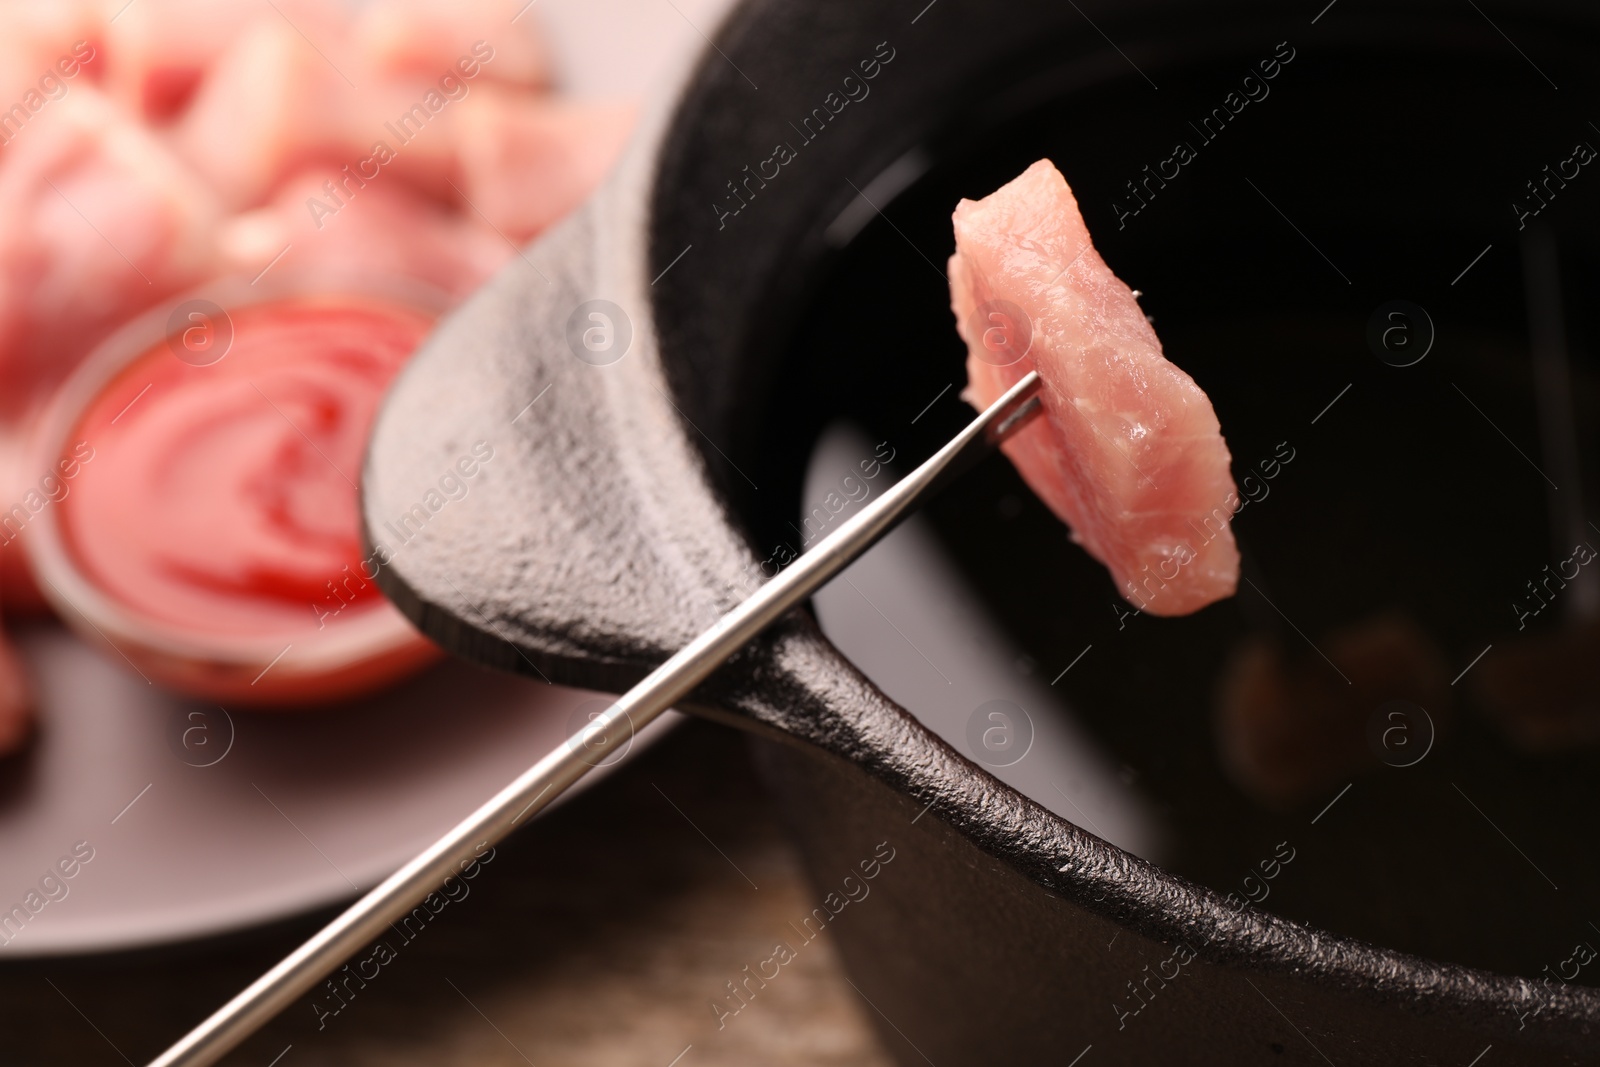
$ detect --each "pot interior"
[706,15,1600,982]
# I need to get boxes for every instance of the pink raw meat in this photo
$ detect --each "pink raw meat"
[950,159,1239,615]
[217,168,513,299]
[353,0,551,89]
[0,602,29,757]
[103,0,330,122]
[0,84,222,417]
[169,15,365,209]
[0,3,101,109]
[453,89,635,241]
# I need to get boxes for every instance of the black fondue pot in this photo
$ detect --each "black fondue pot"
[364,0,1600,1061]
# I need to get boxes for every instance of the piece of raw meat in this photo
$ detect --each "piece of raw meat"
[217,168,513,299]
[0,604,31,757]
[452,89,635,242]
[168,15,366,209]
[353,0,551,89]
[102,0,240,121]
[950,159,1239,615]
[0,432,46,614]
[102,0,331,122]
[0,2,101,109]
[0,84,222,421]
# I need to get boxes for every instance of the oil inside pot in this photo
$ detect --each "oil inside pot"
[757,27,1600,985]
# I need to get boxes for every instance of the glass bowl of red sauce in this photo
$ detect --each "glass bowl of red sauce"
[23,274,447,705]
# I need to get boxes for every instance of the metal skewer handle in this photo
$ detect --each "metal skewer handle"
[149,370,1043,1067]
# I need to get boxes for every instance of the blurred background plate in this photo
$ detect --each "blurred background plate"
[0,625,681,957]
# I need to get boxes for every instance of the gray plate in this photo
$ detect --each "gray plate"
[0,625,679,957]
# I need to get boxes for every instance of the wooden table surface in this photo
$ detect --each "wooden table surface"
[3,721,896,1066]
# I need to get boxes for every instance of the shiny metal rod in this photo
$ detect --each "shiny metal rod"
[148,370,1043,1067]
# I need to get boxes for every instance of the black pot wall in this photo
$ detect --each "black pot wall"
[750,734,1584,1065]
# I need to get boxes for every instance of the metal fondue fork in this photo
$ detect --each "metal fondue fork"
[148,370,1043,1067]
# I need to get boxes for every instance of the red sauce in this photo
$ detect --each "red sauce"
[58,298,432,639]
